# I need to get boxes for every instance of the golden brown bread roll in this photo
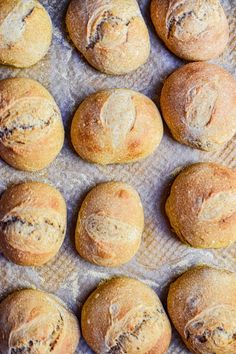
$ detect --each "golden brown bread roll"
[0,289,80,353]
[160,62,236,151]
[0,181,67,266]
[0,0,52,68]
[150,0,229,61]
[0,77,64,171]
[165,162,236,249]
[66,0,150,75]
[71,89,163,164]
[82,277,171,354]
[168,266,236,354]
[75,182,144,267]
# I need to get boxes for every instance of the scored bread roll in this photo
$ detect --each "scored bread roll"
[161,62,236,151]
[0,181,67,266]
[82,277,171,354]
[0,77,64,171]
[75,181,144,267]
[71,89,163,165]
[168,266,236,354]
[0,0,52,68]
[66,0,150,75]
[150,0,229,61]
[0,289,80,353]
[165,162,236,249]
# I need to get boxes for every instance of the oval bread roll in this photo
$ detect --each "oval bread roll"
[150,0,229,61]
[71,89,163,165]
[165,162,236,249]
[0,289,80,353]
[66,0,150,75]
[168,266,236,354]
[82,277,171,354]
[0,77,64,171]
[161,62,236,151]
[75,182,144,267]
[0,181,67,266]
[0,0,52,68]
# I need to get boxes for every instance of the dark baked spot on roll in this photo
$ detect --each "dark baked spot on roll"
[167,10,194,38]
[0,216,28,231]
[0,117,53,142]
[10,313,64,353]
[107,308,163,353]
[86,11,129,49]
[22,7,35,22]
[0,215,65,241]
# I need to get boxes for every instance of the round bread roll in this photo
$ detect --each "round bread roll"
[150,0,229,61]
[82,277,171,354]
[0,289,80,353]
[0,181,67,266]
[0,0,52,68]
[168,266,236,354]
[0,77,64,171]
[66,0,150,75]
[166,162,236,249]
[75,182,144,267]
[71,89,163,164]
[161,62,236,151]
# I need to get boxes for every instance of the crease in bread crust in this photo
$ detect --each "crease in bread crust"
[0,0,37,47]
[100,91,136,149]
[9,311,64,354]
[0,211,65,252]
[184,304,236,353]
[86,2,141,50]
[84,213,140,243]
[0,97,61,147]
[104,304,165,353]
[166,0,223,40]
[184,79,218,129]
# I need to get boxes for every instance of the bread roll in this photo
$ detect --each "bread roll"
[75,182,144,267]
[71,89,163,164]
[165,162,236,249]
[0,181,67,266]
[82,277,171,354]
[66,0,150,75]
[168,266,236,354]
[151,0,229,61]
[160,62,236,151]
[0,289,80,353]
[0,77,64,171]
[0,0,52,68]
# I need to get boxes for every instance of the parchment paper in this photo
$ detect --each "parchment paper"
[0,1,235,353]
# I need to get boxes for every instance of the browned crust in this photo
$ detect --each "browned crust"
[0,181,67,266]
[71,88,163,164]
[165,162,236,248]
[160,62,236,151]
[150,0,229,61]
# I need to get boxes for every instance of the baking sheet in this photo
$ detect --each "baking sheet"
[0,0,235,353]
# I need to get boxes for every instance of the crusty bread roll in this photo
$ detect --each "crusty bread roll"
[71,89,163,164]
[0,181,67,266]
[168,266,236,354]
[75,182,144,267]
[166,162,236,249]
[82,277,171,354]
[0,77,64,171]
[0,0,52,68]
[66,0,150,75]
[0,289,80,353]
[150,0,229,61]
[161,62,236,151]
